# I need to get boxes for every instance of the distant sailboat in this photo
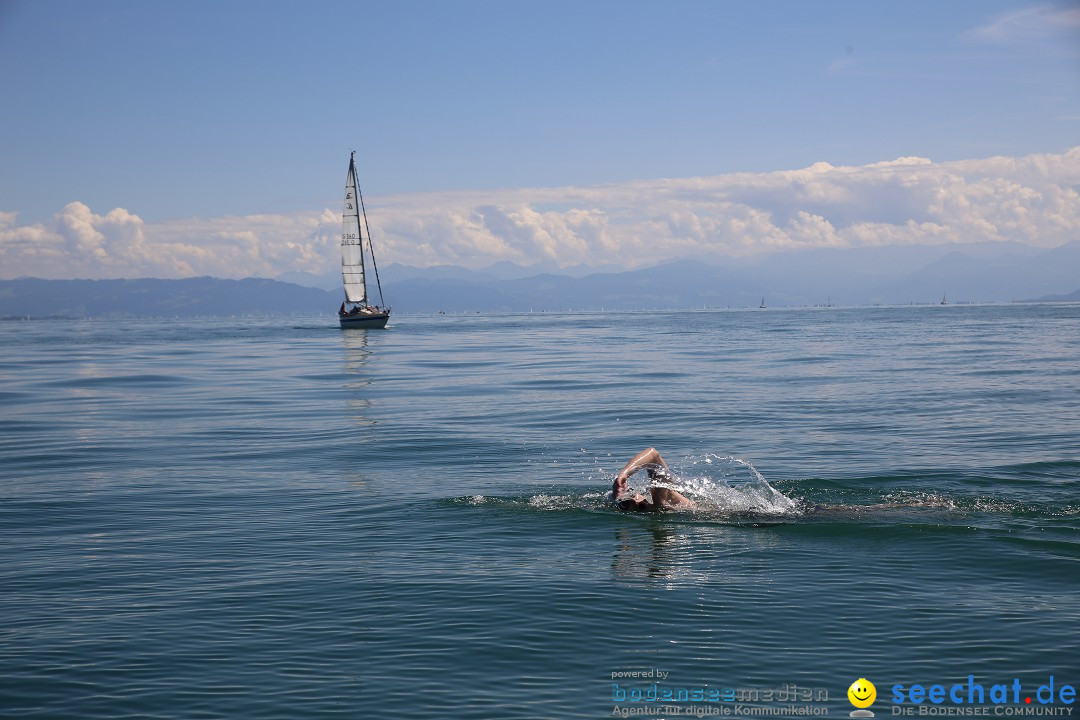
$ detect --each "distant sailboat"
[759,297,766,309]
[940,292,948,306]
[337,152,390,329]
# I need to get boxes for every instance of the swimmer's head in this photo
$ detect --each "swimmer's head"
[646,466,672,483]
[618,495,653,512]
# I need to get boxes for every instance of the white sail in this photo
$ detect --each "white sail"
[341,159,367,304]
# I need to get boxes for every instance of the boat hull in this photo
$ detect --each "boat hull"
[338,311,390,329]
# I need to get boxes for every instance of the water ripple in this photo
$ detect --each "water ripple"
[1,308,1078,718]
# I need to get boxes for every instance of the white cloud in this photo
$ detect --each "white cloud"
[968,4,1080,46]
[2,147,1079,279]
[0,204,339,280]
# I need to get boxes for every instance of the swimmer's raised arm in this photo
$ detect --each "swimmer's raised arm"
[612,447,669,497]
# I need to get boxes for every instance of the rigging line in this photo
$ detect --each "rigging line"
[355,171,386,308]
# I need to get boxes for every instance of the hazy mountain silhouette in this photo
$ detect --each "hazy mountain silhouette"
[0,278,336,318]
[3,241,1078,317]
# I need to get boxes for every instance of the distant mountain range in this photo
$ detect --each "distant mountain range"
[2,241,1078,318]
[1027,288,1080,303]
[280,240,1080,311]
[0,277,335,318]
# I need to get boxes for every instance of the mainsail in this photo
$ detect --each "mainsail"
[341,155,367,304]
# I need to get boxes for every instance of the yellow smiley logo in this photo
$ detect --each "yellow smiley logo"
[848,678,877,709]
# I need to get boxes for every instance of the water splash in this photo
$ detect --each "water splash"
[527,494,583,510]
[881,490,959,510]
[653,454,798,515]
[450,454,793,517]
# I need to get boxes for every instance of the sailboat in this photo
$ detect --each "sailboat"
[338,151,391,329]
[759,297,766,309]
[940,292,948,306]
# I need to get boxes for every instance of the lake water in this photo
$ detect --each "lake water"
[2,304,1078,718]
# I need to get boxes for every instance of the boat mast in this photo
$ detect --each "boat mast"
[354,158,386,308]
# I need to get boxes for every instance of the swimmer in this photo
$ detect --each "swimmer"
[609,447,696,512]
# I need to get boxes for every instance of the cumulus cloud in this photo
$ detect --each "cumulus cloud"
[0,204,340,280]
[2,147,1079,279]
[370,147,1080,268]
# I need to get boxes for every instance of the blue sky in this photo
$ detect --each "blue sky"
[0,1,1078,278]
